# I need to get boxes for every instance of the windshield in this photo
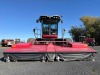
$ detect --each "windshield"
[42,23,57,35]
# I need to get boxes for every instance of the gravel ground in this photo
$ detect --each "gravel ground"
[0,46,100,75]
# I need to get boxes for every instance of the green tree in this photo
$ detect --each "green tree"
[69,16,100,44]
[69,26,86,42]
[80,16,100,45]
[80,16,97,37]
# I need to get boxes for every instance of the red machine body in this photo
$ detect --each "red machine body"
[3,16,96,62]
[4,42,95,53]
[42,35,58,38]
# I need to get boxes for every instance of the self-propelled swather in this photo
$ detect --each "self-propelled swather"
[3,15,96,62]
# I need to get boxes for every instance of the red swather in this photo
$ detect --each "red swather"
[3,15,97,62]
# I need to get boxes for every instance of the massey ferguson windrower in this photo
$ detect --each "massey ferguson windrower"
[3,15,96,62]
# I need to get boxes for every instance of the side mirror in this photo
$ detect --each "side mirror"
[33,29,35,33]
[61,20,63,23]
[36,19,39,23]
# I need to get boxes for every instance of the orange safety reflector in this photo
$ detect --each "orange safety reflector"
[12,44,16,48]
[84,44,88,46]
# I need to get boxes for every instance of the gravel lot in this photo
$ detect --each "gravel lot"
[0,46,100,75]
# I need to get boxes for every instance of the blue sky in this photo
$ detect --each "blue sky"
[0,0,100,41]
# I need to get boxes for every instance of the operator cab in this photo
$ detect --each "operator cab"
[36,16,61,38]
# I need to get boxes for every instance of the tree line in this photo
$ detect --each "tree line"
[69,16,100,45]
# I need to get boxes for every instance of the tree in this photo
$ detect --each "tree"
[69,16,100,45]
[80,16,100,45]
[69,26,86,42]
[80,16,97,37]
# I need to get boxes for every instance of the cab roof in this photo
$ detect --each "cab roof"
[37,16,61,24]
